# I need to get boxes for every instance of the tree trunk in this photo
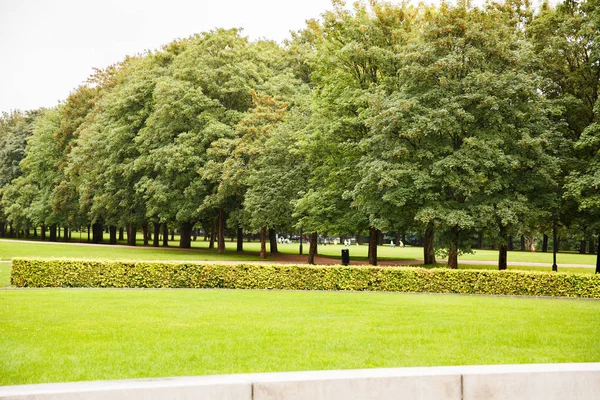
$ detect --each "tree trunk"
[162,223,169,247]
[508,235,514,251]
[118,227,124,241]
[0,222,4,237]
[299,227,303,255]
[377,230,384,246]
[589,239,596,254]
[92,223,103,243]
[269,228,278,254]
[580,240,587,254]
[596,234,600,274]
[447,229,459,269]
[153,222,160,247]
[33,227,37,237]
[424,222,436,265]
[236,227,243,252]
[142,223,149,246]
[368,227,378,266]
[126,224,136,246]
[218,209,225,254]
[498,243,508,270]
[542,234,548,252]
[87,224,91,241]
[170,230,175,241]
[477,232,483,249]
[62,227,69,242]
[40,224,46,241]
[308,232,318,264]
[109,226,117,245]
[49,224,57,242]
[209,219,216,249]
[519,235,525,251]
[356,234,364,245]
[260,227,267,259]
[179,222,192,248]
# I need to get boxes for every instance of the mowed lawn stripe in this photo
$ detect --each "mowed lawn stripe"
[1,289,599,386]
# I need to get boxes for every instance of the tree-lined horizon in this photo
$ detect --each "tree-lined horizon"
[1,0,599,271]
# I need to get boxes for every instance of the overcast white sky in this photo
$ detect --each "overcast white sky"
[1,0,552,115]
[0,0,339,114]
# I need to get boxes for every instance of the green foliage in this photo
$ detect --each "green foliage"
[11,258,600,298]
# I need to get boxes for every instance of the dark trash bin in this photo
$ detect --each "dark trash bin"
[341,249,350,266]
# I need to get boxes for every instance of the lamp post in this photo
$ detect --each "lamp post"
[552,213,558,272]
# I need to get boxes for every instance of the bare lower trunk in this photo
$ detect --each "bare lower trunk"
[92,224,101,242]
[237,227,243,252]
[596,234,600,274]
[40,224,46,241]
[520,235,525,251]
[580,240,587,254]
[447,229,459,269]
[377,230,384,246]
[153,222,160,247]
[126,224,136,246]
[218,209,225,254]
[209,219,216,249]
[589,239,596,254]
[368,227,378,266]
[260,227,267,259]
[447,247,458,269]
[424,222,436,265]
[118,227,124,241]
[179,221,193,248]
[542,234,548,252]
[142,223,149,246]
[109,226,117,245]
[52,223,60,242]
[476,232,483,249]
[162,223,169,247]
[269,228,278,254]
[308,232,318,264]
[498,244,508,270]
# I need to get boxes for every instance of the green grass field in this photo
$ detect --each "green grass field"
[2,236,598,265]
[0,262,9,287]
[1,289,599,386]
[0,240,263,262]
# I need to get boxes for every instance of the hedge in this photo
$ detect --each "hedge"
[10,258,600,298]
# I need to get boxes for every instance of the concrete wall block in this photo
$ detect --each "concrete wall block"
[0,377,252,400]
[253,372,462,400]
[463,367,600,400]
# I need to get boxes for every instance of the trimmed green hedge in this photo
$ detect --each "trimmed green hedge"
[10,258,600,298]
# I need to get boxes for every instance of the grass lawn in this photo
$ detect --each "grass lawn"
[0,262,10,287]
[4,237,598,265]
[0,240,263,262]
[1,289,599,386]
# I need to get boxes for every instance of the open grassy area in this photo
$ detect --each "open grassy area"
[0,289,599,386]
[0,262,10,287]
[3,237,597,266]
[0,240,263,263]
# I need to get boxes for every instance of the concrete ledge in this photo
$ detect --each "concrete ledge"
[1,363,599,400]
[0,376,252,400]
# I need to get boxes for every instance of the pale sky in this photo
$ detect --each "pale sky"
[0,0,337,114]
[0,0,552,115]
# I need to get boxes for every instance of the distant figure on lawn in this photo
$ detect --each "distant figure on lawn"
[390,240,395,248]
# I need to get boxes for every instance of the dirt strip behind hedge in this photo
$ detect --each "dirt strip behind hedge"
[9,258,600,298]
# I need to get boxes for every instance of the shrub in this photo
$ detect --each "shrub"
[10,258,600,298]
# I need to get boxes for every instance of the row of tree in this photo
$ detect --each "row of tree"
[1,0,599,270]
